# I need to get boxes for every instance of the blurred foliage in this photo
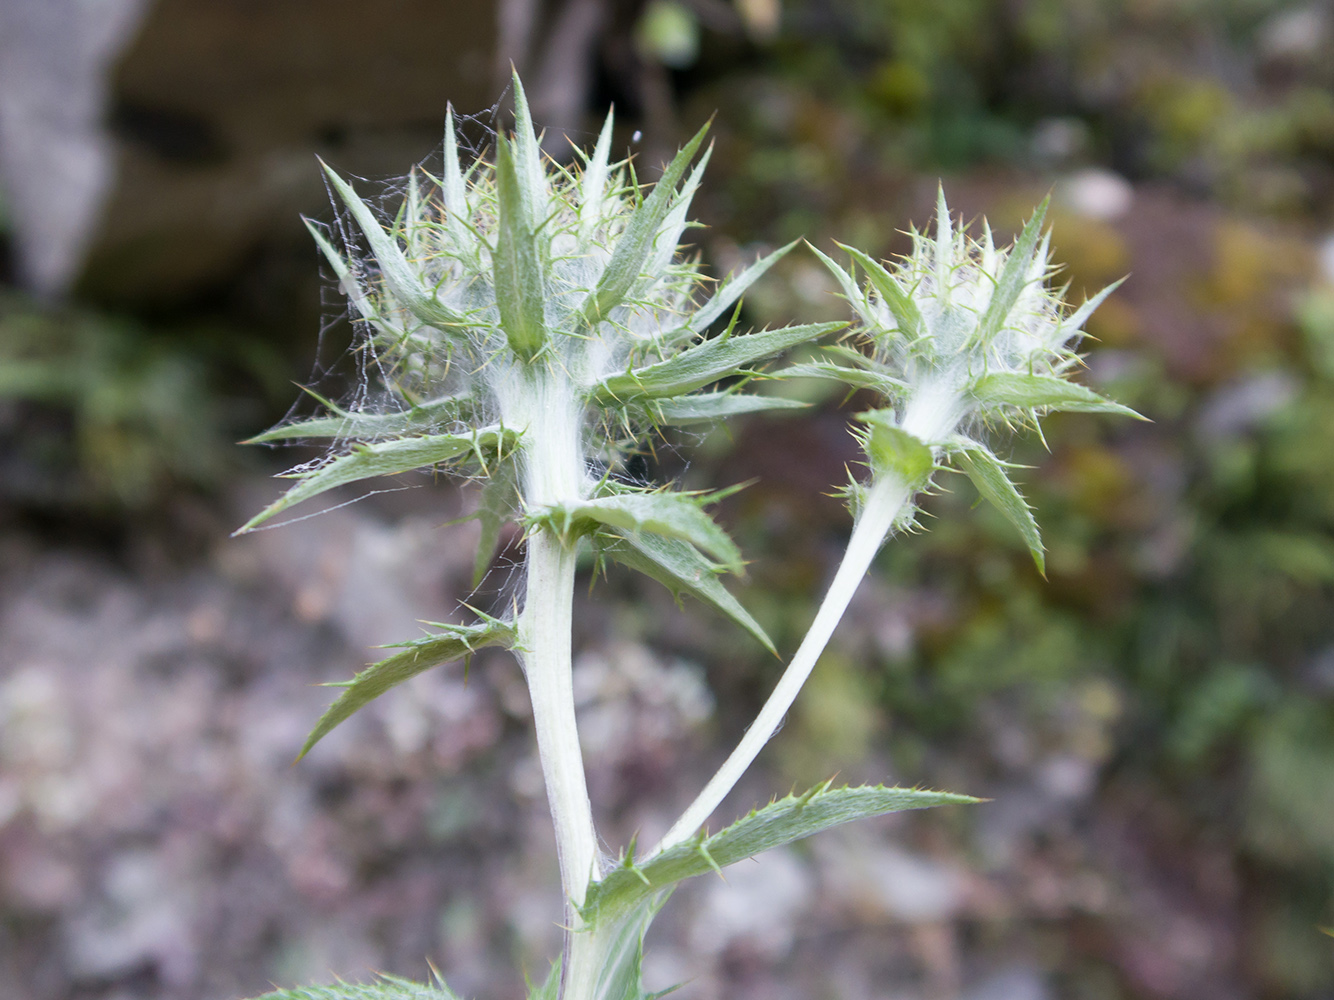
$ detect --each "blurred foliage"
[671,0,1334,252]
[0,297,275,508]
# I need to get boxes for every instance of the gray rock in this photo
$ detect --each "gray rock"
[0,0,498,305]
[0,0,151,294]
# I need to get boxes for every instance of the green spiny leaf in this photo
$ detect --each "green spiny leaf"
[508,72,549,223]
[590,322,844,405]
[934,183,953,298]
[441,105,473,253]
[672,241,798,339]
[1058,277,1125,338]
[634,391,807,426]
[578,108,616,246]
[303,218,403,339]
[590,898,661,1000]
[581,783,976,924]
[807,243,866,320]
[320,163,469,333]
[494,135,549,361]
[246,972,461,1000]
[404,168,425,261]
[594,532,774,653]
[974,196,1050,343]
[646,147,712,279]
[972,372,1145,419]
[536,489,741,572]
[952,439,1045,574]
[527,959,562,1000]
[236,425,517,534]
[838,245,926,341]
[859,410,934,488]
[779,361,906,399]
[245,393,469,444]
[298,617,516,760]
[582,120,711,324]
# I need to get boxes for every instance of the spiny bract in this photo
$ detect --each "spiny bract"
[805,188,1142,571]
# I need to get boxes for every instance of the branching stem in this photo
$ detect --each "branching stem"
[651,471,914,855]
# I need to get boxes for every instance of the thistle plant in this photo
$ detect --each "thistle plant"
[240,77,1135,1000]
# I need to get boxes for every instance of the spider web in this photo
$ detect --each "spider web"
[289,98,509,443]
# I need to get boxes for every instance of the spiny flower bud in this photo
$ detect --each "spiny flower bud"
[805,188,1142,572]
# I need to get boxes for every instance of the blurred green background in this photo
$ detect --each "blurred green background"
[1,1,1332,998]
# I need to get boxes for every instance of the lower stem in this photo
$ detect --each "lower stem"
[523,529,599,908]
[517,529,603,998]
[651,472,913,855]
[523,529,600,1000]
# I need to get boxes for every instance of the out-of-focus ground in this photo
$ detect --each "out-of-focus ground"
[2,2,1334,999]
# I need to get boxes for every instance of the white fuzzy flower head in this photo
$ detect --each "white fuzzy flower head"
[818,188,1129,440]
[810,187,1140,571]
[240,75,840,613]
[308,94,713,417]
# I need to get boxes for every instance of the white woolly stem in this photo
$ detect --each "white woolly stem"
[509,372,599,934]
[522,532,598,904]
[651,471,914,855]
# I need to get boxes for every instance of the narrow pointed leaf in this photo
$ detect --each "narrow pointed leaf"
[236,426,516,533]
[494,135,548,360]
[304,219,404,338]
[441,105,473,251]
[839,246,926,340]
[590,899,660,1000]
[819,343,898,373]
[646,147,711,280]
[509,72,548,221]
[527,960,562,1000]
[972,372,1144,418]
[581,783,976,923]
[299,618,516,759]
[676,241,799,337]
[538,490,741,571]
[595,532,774,653]
[808,243,865,315]
[934,184,953,297]
[633,391,807,426]
[953,441,1045,573]
[590,322,844,404]
[248,973,461,1000]
[1058,277,1126,337]
[321,163,468,332]
[975,196,1050,342]
[245,393,469,444]
[779,361,907,399]
[578,109,616,245]
[404,168,424,261]
[470,456,519,586]
[582,121,711,323]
